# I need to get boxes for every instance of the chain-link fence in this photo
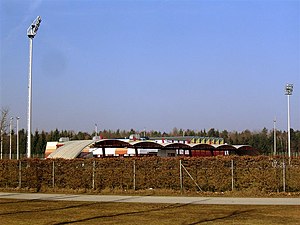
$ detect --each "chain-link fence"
[0,156,299,193]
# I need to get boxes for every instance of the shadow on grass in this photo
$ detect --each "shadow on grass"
[0,198,43,205]
[52,202,202,225]
[0,194,135,216]
[0,195,255,225]
[0,201,101,216]
[0,195,187,218]
[187,209,255,225]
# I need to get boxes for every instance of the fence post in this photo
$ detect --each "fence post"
[231,159,234,191]
[283,160,286,192]
[52,161,55,189]
[18,160,21,189]
[92,160,95,189]
[133,160,136,191]
[180,160,183,193]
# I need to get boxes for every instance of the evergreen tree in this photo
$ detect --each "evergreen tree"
[19,129,27,156]
[35,131,47,155]
[32,130,39,155]
[207,128,216,137]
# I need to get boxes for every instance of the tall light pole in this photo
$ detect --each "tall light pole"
[16,117,20,160]
[9,117,13,159]
[27,16,41,158]
[285,83,293,164]
[273,117,276,156]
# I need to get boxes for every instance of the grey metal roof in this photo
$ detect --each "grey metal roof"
[47,140,95,159]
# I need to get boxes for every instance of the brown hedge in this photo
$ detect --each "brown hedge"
[0,156,299,193]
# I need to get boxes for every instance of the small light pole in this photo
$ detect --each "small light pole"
[0,129,3,159]
[27,16,41,159]
[9,117,13,159]
[95,123,98,137]
[16,117,20,160]
[285,83,293,164]
[273,117,276,156]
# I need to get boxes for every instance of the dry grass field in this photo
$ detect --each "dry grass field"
[0,198,299,225]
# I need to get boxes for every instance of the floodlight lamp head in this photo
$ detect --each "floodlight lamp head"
[27,16,42,38]
[285,83,294,95]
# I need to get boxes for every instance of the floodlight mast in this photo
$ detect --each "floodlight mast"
[27,16,41,159]
[27,16,41,38]
[285,83,293,164]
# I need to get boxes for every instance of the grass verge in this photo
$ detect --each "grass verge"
[0,198,299,225]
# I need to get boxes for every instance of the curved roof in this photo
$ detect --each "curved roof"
[190,143,215,150]
[214,144,236,150]
[47,139,257,159]
[48,140,95,159]
[235,145,259,156]
[234,145,252,150]
[93,139,132,148]
[162,143,191,149]
[131,141,162,149]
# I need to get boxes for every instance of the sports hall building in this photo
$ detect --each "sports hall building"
[45,135,257,159]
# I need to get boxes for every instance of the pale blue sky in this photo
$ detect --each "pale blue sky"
[0,0,299,133]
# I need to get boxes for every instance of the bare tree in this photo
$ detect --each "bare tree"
[0,107,9,134]
[1,107,9,158]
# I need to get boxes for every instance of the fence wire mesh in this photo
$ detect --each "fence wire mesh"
[0,156,299,193]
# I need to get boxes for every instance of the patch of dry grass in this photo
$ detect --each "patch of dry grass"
[0,199,299,225]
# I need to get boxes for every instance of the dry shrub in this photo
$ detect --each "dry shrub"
[0,156,299,193]
[0,160,18,188]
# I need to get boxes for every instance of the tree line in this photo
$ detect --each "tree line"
[1,107,300,157]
